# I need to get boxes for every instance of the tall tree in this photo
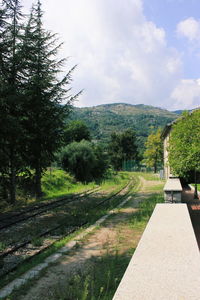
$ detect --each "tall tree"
[0,0,25,203]
[143,129,163,173]
[64,120,91,144]
[109,129,138,171]
[22,0,78,198]
[169,110,200,198]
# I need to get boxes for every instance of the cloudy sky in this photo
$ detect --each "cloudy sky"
[21,0,200,110]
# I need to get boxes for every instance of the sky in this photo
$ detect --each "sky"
[21,0,200,111]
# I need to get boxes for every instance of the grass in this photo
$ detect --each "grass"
[10,188,164,300]
[0,172,135,291]
[1,169,132,213]
[42,169,98,200]
[0,241,6,252]
[31,237,44,247]
[42,170,134,200]
[129,193,164,230]
[49,250,134,300]
[0,226,87,290]
[191,184,200,191]
[136,172,163,181]
[29,193,164,300]
[3,172,163,300]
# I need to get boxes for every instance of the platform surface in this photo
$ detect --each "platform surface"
[113,204,200,300]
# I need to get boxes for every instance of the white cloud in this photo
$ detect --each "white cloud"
[21,0,190,110]
[170,79,200,110]
[176,17,200,41]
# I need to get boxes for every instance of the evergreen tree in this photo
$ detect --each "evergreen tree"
[109,129,138,171]
[22,0,79,197]
[0,0,25,203]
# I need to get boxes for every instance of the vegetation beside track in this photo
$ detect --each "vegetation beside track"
[46,194,164,300]
[5,173,164,300]
[1,169,129,213]
[43,195,164,300]
[0,171,136,291]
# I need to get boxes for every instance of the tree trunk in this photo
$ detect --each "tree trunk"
[154,162,157,174]
[9,153,16,204]
[194,169,198,199]
[35,164,42,199]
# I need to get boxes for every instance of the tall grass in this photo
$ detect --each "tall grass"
[130,193,164,229]
[42,169,97,199]
[36,194,164,300]
[42,170,132,200]
[41,250,134,300]
[136,172,163,181]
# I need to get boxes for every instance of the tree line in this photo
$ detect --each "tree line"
[0,0,79,203]
[169,110,200,198]
[0,0,164,206]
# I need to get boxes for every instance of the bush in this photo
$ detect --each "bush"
[61,141,108,183]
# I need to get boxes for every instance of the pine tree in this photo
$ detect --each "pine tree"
[0,0,25,203]
[22,0,79,198]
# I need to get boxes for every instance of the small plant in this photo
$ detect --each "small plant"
[0,241,6,252]
[31,236,44,247]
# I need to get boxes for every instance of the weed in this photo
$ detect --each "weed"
[137,172,164,181]
[31,237,44,247]
[129,193,164,229]
[0,241,6,251]
[43,250,133,300]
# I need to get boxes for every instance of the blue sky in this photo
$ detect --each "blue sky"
[22,0,200,110]
[143,0,200,77]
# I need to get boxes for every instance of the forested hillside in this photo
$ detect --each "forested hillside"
[70,103,178,152]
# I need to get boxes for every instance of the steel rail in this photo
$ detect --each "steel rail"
[0,179,133,281]
[0,187,100,231]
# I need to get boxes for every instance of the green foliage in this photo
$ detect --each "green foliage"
[31,236,44,247]
[51,252,131,300]
[41,169,98,199]
[21,0,78,198]
[143,129,163,173]
[0,0,79,203]
[109,129,138,171]
[64,120,91,144]
[42,169,74,195]
[0,0,26,203]
[136,172,161,181]
[169,110,200,178]
[130,193,164,228]
[0,241,6,251]
[62,141,108,182]
[70,103,178,154]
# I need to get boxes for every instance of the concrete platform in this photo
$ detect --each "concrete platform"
[113,204,200,300]
[164,178,183,203]
[164,178,182,191]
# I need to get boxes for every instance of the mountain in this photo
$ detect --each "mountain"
[173,109,194,115]
[69,103,178,152]
[173,110,184,115]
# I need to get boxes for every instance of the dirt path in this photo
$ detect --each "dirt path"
[16,176,164,300]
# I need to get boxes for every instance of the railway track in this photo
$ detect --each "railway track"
[0,187,100,231]
[0,179,134,280]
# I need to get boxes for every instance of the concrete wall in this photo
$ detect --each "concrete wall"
[113,204,200,300]
[163,134,170,179]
